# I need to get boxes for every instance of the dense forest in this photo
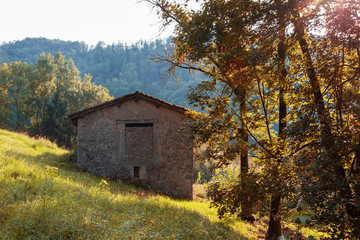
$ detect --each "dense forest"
[0,37,204,107]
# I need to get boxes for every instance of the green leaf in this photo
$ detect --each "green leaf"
[291,214,311,225]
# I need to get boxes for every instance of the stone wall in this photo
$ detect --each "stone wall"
[76,98,193,199]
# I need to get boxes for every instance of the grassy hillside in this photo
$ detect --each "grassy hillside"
[0,129,328,239]
[0,129,266,239]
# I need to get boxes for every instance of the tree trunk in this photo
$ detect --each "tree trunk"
[266,194,282,239]
[239,88,249,175]
[266,0,287,238]
[291,10,334,149]
[266,89,286,238]
[240,126,253,220]
[240,122,253,220]
[236,87,254,221]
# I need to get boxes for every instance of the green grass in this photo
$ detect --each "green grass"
[0,129,261,239]
[0,129,327,239]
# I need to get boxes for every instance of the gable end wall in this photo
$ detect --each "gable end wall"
[76,98,193,199]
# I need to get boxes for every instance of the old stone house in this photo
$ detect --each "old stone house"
[69,92,193,199]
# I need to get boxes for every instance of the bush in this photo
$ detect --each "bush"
[207,168,264,219]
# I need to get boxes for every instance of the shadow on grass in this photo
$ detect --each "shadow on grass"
[2,150,254,239]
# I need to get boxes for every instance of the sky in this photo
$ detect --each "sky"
[0,0,179,46]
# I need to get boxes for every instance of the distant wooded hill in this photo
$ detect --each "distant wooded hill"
[0,37,204,107]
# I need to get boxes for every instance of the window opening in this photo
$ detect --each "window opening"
[126,123,153,128]
[134,166,140,179]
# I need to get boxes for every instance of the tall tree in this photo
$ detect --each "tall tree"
[266,0,288,237]
[144,0,293,230]
[146,0,360,238]
[30,53,56,134]
[286,0,360,237]
[0,62,34,130]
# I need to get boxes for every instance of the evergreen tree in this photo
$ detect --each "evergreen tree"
[41,91,73,148]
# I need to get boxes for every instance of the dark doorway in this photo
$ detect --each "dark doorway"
[125,123,154,179]
[134,166,140,179]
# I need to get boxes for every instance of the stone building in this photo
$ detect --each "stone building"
[69,92,193,199]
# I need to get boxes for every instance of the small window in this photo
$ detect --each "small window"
[134,166,140,179]
[126,123,153,128]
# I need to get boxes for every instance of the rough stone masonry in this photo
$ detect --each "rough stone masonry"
[69,92,193,199]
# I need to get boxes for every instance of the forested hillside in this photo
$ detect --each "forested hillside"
[0,37,204,106]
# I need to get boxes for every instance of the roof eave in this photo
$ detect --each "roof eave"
[68,92,188,124]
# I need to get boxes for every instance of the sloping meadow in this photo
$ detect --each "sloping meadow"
[0,129,262,239]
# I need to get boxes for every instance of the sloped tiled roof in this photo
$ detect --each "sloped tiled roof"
[68,91,188,121]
